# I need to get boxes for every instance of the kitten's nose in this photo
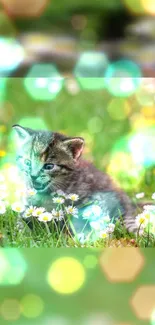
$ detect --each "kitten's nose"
[31,175,38,182]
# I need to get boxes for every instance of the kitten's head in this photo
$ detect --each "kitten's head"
[12,125,84,193]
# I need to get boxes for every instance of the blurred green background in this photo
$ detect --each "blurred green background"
[0,248,154,325]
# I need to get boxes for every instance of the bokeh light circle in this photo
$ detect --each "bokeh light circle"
[0,249,27,285]
[24,63,64,101]
[142,0,155,15]
[107,98,131,120]
[128,127,155,168]
[83,255,98,269]
[135,79,155,106]
[104,60,141,97]
[1,0,48,18]
[0,38,24,75]
[0,299,21,321]
[47,257,86,294]
[20,294,44,318]
[74,51,108,90]
[87,117,103,134]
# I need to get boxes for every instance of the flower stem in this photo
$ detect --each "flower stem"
[45,223,50,236]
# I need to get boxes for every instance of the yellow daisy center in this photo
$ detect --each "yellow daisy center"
[43,216,49,221]
[145,213,150,220]
[139,217,145,224]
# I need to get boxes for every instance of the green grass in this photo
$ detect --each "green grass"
[1,205,155,248]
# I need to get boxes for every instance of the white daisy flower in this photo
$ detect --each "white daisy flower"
[52,209,64,221]
[65,206,78,217]
[53,197,65,204]
[135,192,145,199]
[56,190,66,197]
[11,202,25,213]
[24,206,36,218]
[101,215,110,223]
[83,205,102,219]
[100,230,108,239]
[142,211,154,223]
[106,223,115,234]
[144,205,155,211]
[38,212,53,223]
[0,201,6,214]
[27,188,37,196]
[152,193,155,200]
[67,194,79,202]
[32,207,45,217]
[136,213,149,228]
[90,221,101,231]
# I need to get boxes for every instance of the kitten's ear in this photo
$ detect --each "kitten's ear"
[63,137,84,161]
[12,125,33,140]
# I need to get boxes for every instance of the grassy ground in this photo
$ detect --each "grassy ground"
[0,201,155,248]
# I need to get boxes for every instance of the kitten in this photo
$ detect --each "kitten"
[12,124,137,236]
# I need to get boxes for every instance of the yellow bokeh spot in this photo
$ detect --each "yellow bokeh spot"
[20,294,44,318]
[0,150,6,157]
[0,125,7,133]
[47,257,86,294]
[141,106,155,118]
[142,0,155,14]
[107,98,131,121]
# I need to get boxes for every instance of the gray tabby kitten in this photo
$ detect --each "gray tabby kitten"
[12,124,137,235]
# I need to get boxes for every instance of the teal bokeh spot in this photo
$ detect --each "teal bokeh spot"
[129,127,155,168]
[16,117,48,130]
[74,51,108,90]
[104,59,142,97]
[71,192,124,242]
[0,38,24,76]
[24,63,64,101]
[0,249,27,285]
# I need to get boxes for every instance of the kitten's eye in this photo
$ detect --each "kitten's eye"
[44,163,54,171]
[24,159,31,167]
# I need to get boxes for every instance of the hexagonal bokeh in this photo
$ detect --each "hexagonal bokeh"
[1,0,48,18]
[74,51,108,90]
[0,249,27,285]
[104,59,141,97]
[130,285,155,320]
[99,248,145,283]
[24,63,64,101]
